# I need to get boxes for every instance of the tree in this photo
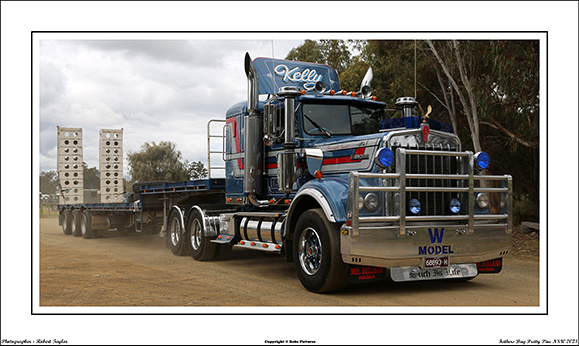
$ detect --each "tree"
[83,162,100,189]
[286,39,361,75]
[127,141,189,184]
[188,160,208,180]
[426,40,483,152]
[40,170,59,194]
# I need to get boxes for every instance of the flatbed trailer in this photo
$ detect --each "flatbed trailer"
[59,178,227,239]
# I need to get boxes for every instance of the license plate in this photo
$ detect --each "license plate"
[424,256,449,268]
[390,263,478,282]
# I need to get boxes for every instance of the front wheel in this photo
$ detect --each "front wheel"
[292,209,348,293]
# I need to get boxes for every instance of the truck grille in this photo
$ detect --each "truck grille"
[392,144,465,216]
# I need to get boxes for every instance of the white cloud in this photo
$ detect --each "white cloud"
[38,39,304,177]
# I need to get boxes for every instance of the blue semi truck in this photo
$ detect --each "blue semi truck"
[59,53,512,292]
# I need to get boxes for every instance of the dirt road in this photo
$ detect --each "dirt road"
[39,217,539,307]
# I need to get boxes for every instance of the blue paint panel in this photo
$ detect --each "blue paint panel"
[254,58,340,95]
[323,148,356,158]
[298,175,350,222]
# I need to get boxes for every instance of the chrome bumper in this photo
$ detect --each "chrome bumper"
[341,149,513,268]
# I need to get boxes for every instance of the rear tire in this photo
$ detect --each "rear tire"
[61,209,72,235]
[71,209,83,237]
[292,209,348,293]
[81,210,94,239]
[187,209,218,261]
[167,208,188,256]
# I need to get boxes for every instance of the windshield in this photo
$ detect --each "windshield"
[302,103,384,136]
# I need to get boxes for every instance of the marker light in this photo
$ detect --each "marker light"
[375,147,394,168]
[476,193,489,209]
[449,198,462,214]
[408,198,422,215]
[474,151,490,170]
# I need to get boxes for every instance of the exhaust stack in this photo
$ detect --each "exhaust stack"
[243,53,263,196]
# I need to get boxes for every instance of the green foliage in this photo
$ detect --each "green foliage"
[83,162,100,189]
[40,163,100,194]
[188,160,208,180]
[127,141,189,184]
[40,170,59,194]
[285,39,358,75]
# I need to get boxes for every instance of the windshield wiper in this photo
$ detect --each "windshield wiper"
[303,113,332,138]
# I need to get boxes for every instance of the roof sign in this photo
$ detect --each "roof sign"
[253,58,340,95]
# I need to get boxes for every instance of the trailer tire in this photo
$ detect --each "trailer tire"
[167,209,188,256]
[81,210,94,239]
[61,209,72,235]
[293,208,348,293]
[71,209,83,237]
[187,209,218,261]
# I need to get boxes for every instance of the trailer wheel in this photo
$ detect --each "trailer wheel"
[293,209,348,293]
[61,209,72,235]
[71,209,83,237]
[81,210,94,239]
[187,209,218,261]
[167,209,188,256]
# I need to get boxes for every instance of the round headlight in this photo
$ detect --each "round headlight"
[408,198,421,215]
[375,147,394,168]
[364,193,380,212]
[449,198,462,214]
[476,193,489,209]
[358,195,364,210]
[474,151,490,170]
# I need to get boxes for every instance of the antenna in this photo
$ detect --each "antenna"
[272,40,276,94]
[414,39,417,98]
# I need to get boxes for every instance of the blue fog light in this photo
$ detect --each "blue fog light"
[475,151,490,170]
[449,198,462,214]
[408,198,421,215]
[375,147,394,168]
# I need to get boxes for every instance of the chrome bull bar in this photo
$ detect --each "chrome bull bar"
[347,148,513,237]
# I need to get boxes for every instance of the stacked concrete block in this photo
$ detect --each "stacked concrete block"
[99,129,124,203]
[57,127,84,204]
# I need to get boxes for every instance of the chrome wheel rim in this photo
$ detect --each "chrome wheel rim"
[170,218,181,247]
[298,227,322,276]
[190,219,202,251]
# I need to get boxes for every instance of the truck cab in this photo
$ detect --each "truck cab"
[215,54,512,292]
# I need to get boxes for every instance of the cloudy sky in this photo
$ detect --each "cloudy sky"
[39,38,305,177]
